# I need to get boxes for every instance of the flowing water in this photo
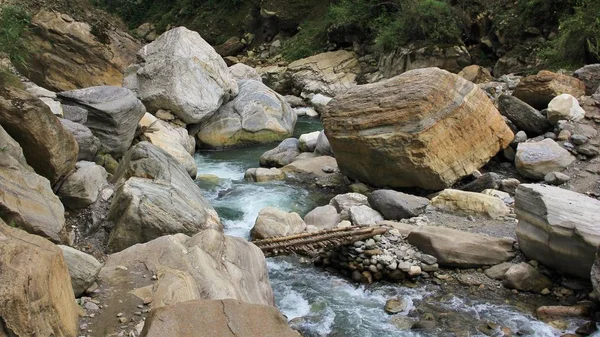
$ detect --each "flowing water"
[194,116,583,337]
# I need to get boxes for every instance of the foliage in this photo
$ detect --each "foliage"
[549,0,600,65]
[281,17,331,61]
[0,5,31,67]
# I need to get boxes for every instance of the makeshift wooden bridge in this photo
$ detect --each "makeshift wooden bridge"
[252,225,388,257]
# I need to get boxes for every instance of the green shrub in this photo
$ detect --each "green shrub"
[0,5,31,66]
[281,17,331,61]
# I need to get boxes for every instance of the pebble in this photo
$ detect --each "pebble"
[83,302,99,311]
[571,134,588,145]
[541,288,551,295]
[116,313,123,317]
[118,317,128,324]
[408,266,422,277]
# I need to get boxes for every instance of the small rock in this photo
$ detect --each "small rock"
[544,172,571,185]
[571,134,588,145]
[384,298,408,314]
[408,266,422,277]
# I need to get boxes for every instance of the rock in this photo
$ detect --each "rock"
[0,125,69,243]
[544,172,571,185]
[59,119,101,161]
[280,156,341,185]
[0,85,78,185]
[593,248,600,302]
[244,167,286,182]
[349,205,384,226]
[384,298,408,314]
[197,80,296,148]
[315,131,333,156]
[124,27,238,124]
[138,113,197,177]
[406,226,516,268]
[259,138,301,167]
[481,189,514,204]
[256,65,292,94]
[429,189,511,219]
[214,36,245,56]
[310,94,333,113]
[58,86,146,158]
[323,67,513,190]
[251,207,306,239]
[284,95,305,108]
[58,161,107,209]
[546,94,586,124]
[513,71,586,109]
[229,63,262,82]
[288,50,360,96]
[458,65,493,84]
[21,10,139,91]
[515,139,575,180]
[368,190,429,220]
[0,220,78,337]
[58,245,102,297]
[100,229,274,307]
[484,262,513,280]
[460,172,503,193]
[304,205,340,230]
[573,64,600,95]
[140,299,300,337]
[107,142,221,252]
[497,94,550,135]
[515,184,600,278]
[299,131,321,152]
[502,263,553,293]
[330,193,370,220]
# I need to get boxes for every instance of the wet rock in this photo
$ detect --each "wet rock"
[260,138,301,168]
[429,189,511,219]
[245,167,286,182]
[515,139,575,180]
[513,71,586,109]
[58,245,102,297]
[497,94,550,135]
[384,298,408,314]
[368,189,429,220]
[502,263,553,293]
[547,94,586,124]
[58,161,107,209]
[349,205,384,226]
[252,207,306,239]
[304,205,340,230]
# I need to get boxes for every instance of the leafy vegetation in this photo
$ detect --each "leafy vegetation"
[0,5,31,67]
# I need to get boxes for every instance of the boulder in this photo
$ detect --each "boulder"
[349,205,384,226]
[368,190,429,220]
[229,63,262,82]
[546,94,586,124]
[310,94,332,114]
[20,10,139,91]
[287,50,360,96]
[280,156,341,184]
[0,125,69,243]
[260,138,301,167]
[304,205,340,230]
[515,139,575,180]
[429,189,511,219]
[573,64,600,95]
[244,167,286,182]
[99,229,274,307]
[515,184,600,278]
[406,226,516,268]
[214,36,245,57]
[484,262,512,280]
[502,263,553,293]
[57,161,107,209]
[0,220,78,337]
[0,85,78,184]
[140,299,300,337]
[59,119,101,161]
[323,67,513,190]
[256,65,292,94]
[330,193,370,220]
[459,172,503,193]
[58,245,102,297]
[251,207,306,239]
[125,27,237,124]
[197,80,296,148]
[315,131,333,156]
[513,71,586,109]
[497,94,550,135]
[107,142,221,252]
[299,131,321,152]
[138,113,197,177]
[58,86,146,158]
[458,65,493,84]
[284,95,305,108]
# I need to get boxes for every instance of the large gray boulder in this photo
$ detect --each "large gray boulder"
[304,205,340,230]
[58,245,102,297]
[58,86,146,158]
[57,161,107,209]
[197,80,296,148]
[515,184,600,278]
[298,131,321,152]
[515,139,575,180]
[59,119,101,161]
[315,131,334,156]
[502,263,553,293]
[0,125,69,244]
[349,205,384,226]
[107,142,221,252]
[251,207,306,239]
[368,190,429,220]
[573,64,600,95]
[124,27,238,124]
[259,138,301,168]
[407,226,516,268]
[497,94,550,135]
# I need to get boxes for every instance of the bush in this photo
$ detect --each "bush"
[553,0,600,64]
[281,17,330,61]
[0,5,30,66]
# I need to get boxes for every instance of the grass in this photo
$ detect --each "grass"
[0,5,30,67]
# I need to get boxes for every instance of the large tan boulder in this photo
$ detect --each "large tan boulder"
[0,219,79,337]
[0,125,69,243]
[429,189,511,219]
[513,70,586,109]
[0,85,78,185]
[21,10,139,91]
[288,50,360,96]
[251,207,306,239]
[323,67,514,190]
[458,65,493,84]
[515,184,600,278]
[140,299,301,337]
[99,229,274,308]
